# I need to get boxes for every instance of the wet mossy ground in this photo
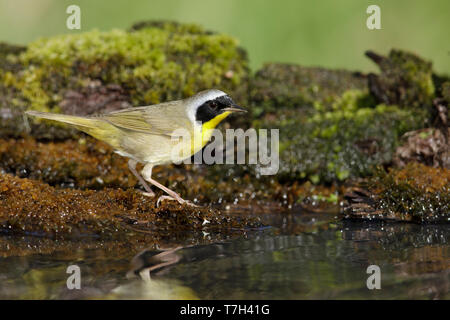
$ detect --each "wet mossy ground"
[344,163,449,223]
[0,172,262,240]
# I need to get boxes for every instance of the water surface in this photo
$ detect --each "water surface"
[0,212,448,299]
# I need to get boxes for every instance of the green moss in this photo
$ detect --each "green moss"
[369,164,449,223]
[309,193,338,204]
[366,49,435,109]
[258,88,428,184]
[2,22,249,116]
[250,63,367,112]
[0,42,26,71]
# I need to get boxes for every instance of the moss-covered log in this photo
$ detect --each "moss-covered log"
[247,49,440,184]
[250,63,367,112]
[0,21,448,225]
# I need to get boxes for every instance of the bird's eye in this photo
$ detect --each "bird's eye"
[210,101,218,111]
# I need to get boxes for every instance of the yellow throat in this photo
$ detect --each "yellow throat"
[192,111,231,153]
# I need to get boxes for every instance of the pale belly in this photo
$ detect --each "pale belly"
[116,126,208,165]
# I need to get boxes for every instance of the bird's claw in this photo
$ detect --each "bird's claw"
[156,195,199,208]
[138,190,155,197]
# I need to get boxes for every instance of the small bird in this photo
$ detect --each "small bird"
[26,89,246,205]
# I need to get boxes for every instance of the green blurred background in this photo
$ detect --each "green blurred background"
[0,0,448,72]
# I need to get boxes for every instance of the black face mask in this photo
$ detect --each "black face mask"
[195,95,236,123]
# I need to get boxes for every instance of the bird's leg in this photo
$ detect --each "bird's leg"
[141,163,184,204]
[141,163,197,207]
[128,159,155,197]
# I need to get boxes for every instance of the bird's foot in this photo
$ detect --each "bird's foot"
[156,195,198,208]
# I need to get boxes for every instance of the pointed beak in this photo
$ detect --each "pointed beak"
[223,104,247,113]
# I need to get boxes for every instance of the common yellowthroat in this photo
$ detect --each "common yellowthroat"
[26,89,246,205]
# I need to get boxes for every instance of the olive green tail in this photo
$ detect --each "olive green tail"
[25,111,105,128]
[25,111,120,148]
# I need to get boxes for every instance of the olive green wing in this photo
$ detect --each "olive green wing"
[101,102,194,136]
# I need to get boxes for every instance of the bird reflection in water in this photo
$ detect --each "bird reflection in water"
[127,246,184,281]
